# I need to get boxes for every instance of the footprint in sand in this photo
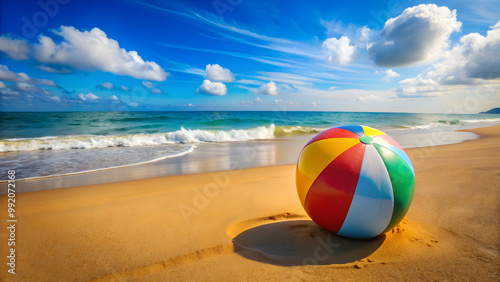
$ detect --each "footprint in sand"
[228,212,386,266]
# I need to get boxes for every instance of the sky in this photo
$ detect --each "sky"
[0,0,499,113]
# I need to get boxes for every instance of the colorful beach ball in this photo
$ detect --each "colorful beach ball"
[296,125,415,239]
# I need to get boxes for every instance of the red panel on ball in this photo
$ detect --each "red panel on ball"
[303,143,366,233]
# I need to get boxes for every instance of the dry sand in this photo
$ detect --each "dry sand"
[1,126,499,281]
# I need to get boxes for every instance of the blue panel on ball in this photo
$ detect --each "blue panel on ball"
[336,125,364,136]
[337,145,394,238]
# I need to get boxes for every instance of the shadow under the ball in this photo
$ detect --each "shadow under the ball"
[232,220,385,266]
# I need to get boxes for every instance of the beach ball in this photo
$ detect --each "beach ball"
[296,125,415,239]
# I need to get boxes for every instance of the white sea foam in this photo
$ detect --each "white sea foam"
[279,126,327,133]
[397,118,500,130]
[461,118,500,124]
[0,125,276,152]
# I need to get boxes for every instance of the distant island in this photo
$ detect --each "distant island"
[480,107,500,114]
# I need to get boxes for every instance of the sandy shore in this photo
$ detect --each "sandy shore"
[1,126,499,281]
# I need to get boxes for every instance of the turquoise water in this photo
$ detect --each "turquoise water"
[1,111,499,180]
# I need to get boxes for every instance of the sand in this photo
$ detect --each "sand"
[1,126,499,281]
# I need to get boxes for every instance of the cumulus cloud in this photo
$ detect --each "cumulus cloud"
[397,20,500,95]
[376,69,401,81]
[259,81,279,95]
[0,81,6,88]
[359,26,375,44]
[35,65,72,74]
[0,81,61,103]
[0,36,30,60]
[109,95,119,100]
[322,36,355,65]
[142,81,155,88]
[78,93,100,101]
[0,65,58,87]
[311,101,317,107]
[206,64,235,82]
[197,79,227,96]
[0,26,169,81]
[0,87,21,98]
[121,86,129,91]
[321,19,374,47]
[368,4,462,67]
[151,88,162,94]
[99,82,113,89]
[14,83,61,102]
[254,97,262,103]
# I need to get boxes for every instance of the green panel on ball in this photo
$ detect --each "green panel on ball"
[373,143,415,233]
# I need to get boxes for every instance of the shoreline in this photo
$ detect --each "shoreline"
[4,124,493,193]
[0,125,498,280]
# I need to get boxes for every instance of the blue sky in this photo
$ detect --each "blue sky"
[0,0,499,112]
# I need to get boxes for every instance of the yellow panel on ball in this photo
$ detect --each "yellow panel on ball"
[296,137,359,206]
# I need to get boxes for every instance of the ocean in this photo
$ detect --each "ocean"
[1,111,499,181]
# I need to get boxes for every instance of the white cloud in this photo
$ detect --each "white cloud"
[142,81,155,88]
[100,82,113,89]
[0,36,30,60]
[35,65,72,74]
[322,36,355,65]
[78,93,100,101]
[197,79,227,96]
[14,83,60,102]
[32,26,168,81]
[15,82,39,92]
[188,103,193,107]
[321,19,374,48]
[151,88,162,94]
[0,81,62,103]
[259,81,279,95]
[368,4,462,67]
[130,102,139,107]
[0,65,58,87]
[0,87,20,97]
[398,20,500,95]
[359,26,375,43]
[376,69,401,82]
[311,101,317,107]
[121,86,130,91]
[109,95,119,100]
[254,97,262,103]
[50,96,61,102]
[206,64,235,82]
